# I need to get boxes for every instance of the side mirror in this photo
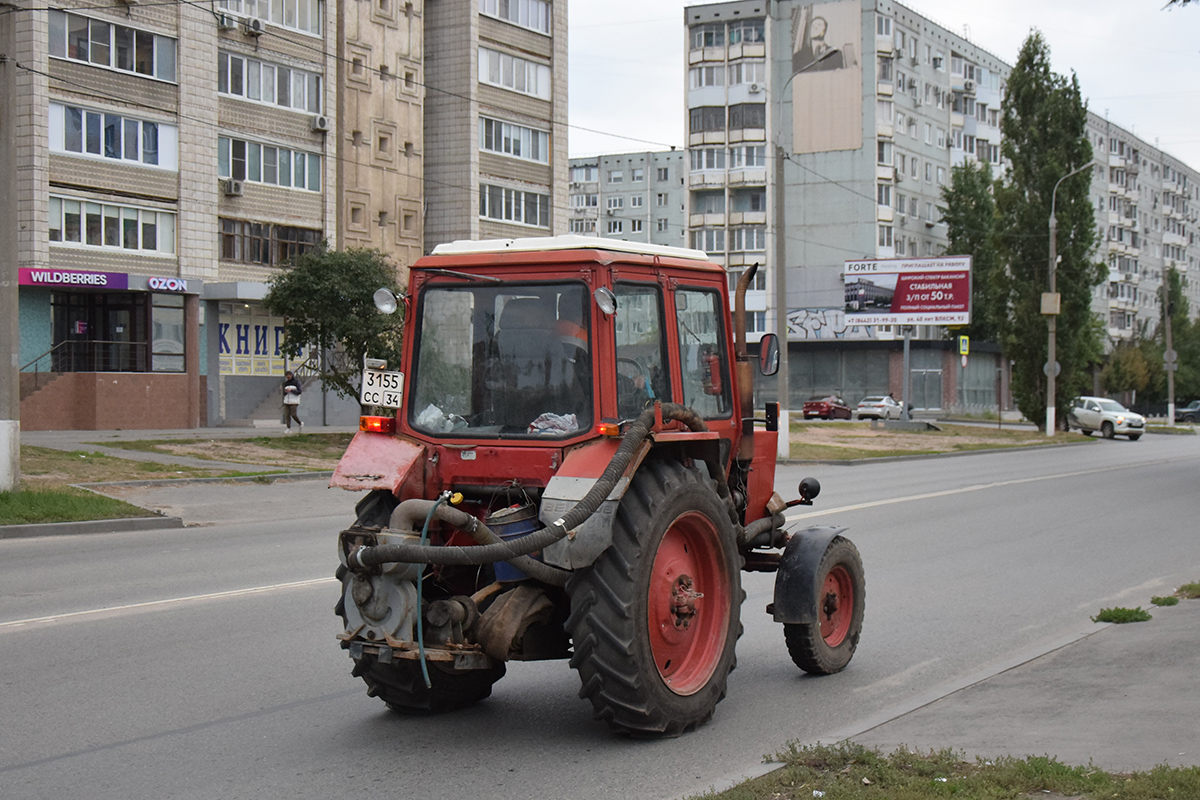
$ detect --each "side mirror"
[758,333,780,376]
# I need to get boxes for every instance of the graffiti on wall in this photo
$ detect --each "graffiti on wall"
[787,308,881,340]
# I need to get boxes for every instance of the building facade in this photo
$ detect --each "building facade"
[6,0,569,430]
[682,0,1197,413]
[568,150,688,247]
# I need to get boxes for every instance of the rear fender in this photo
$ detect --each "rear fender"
[772,525,846,624]
[329,431,425,495]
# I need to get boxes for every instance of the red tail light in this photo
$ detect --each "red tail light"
[359,416,396,434]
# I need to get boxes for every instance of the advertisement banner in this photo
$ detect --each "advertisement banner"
[843,257,972,326]
[791,0,863,154]
[218,306,302,376]
[18,268,129,289]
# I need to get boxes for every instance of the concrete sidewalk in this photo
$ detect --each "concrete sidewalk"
[847,599,1200,772]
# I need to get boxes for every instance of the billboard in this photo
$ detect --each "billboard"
[843,257,972,326]
[790,0,862,154]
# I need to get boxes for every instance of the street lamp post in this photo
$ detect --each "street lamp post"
[1044,161,1093,437]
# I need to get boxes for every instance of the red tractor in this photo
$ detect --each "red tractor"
[332,236,864,737]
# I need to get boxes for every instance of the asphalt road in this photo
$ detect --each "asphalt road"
[3,434,1199,800]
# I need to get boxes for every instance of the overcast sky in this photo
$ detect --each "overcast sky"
[567,0,1200,167]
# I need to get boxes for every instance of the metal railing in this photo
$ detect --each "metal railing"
[22,340,149,378]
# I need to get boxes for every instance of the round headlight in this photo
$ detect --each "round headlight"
[373,287,398,315]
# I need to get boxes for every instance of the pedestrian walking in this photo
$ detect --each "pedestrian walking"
[282,370,303,432]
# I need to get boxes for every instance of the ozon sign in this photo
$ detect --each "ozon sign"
[149,277,188,292]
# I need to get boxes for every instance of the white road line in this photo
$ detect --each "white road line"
[786,455,1196,523]
[0,577,338,632]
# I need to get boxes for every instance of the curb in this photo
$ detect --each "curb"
[74,471,334,489]
[781,438,1095,466]
[0,514,185,540]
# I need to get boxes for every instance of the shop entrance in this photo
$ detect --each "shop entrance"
[51,292,148,371]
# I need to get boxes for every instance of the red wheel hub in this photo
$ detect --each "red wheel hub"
[647,512,731,695]
[819,565,854,646]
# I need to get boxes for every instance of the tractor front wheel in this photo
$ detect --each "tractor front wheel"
[784,537,865,675]
[565,461,742,737]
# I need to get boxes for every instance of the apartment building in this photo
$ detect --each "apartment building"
[682,0,1198,412]
[6,0,568,430]
[568,150,687,247]
[1085,114,1200,342]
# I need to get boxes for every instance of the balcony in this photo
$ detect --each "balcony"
[727,168,766,187]
[728,210,766,226]
[689,171,727,188]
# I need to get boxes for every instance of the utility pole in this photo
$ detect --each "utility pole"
[1,33,22,491]
[1163,275,1177,426]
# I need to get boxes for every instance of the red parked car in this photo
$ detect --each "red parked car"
[803,394,852,420]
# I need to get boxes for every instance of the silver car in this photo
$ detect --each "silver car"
[1067,396,1145,440]
[856,395,901,420]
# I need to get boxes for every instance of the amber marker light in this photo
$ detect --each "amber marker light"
[598,421,621,437]
[359,416,396,434]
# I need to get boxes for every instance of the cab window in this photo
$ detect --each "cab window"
[675,287,732,418]
[613,283,670,419]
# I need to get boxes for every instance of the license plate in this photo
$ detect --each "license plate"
[360,368,404,408]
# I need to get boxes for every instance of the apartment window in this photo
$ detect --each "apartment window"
[479,183,551,227]
[631,168,644,182]
[689,106,725,134]
[727,267,765,292]
[877,140,893,166]
[728,103,765,130]
[608,170,623,184]
[728,59,765,85]
[690,147,726,171]
[692,191,725,214]
[49,196,175,254]
[950,54,963,75]
[570,219,596,234]
[895,236,906,255]
[876,15,892,37]
[877,184,892,207]
[656,193,668,207]
[909,196,918,216]
[937,166,946,185]
[218,51,321,113]
[48,10,176,81]
[691,227,725,253]
[877,99,893,124]
[220,218,320,265]
[52,104,177,169]
[925,162,932,183]
[731,225,765,251]
[731,189,765,212]
[690,22,724,50]
[730,145,765,168]
[479,116,550,163]
[910,157,918,179]
[570,193,598,208]
[689,65,725,89]
[478,47,552,100]
[630,195,643,208]
[728,19,764,44]
[878,56,892,82]
[878,224,893,248]
[656,218,670,232]
[607,220,623,234]
[571,165,598,182]
[216,0,322,36]
[936,127,946,149]
[219,136,321,191]
[607,197,624,210]
[478,0,551,35]
[656,167,669,181]
[631,220,644,233]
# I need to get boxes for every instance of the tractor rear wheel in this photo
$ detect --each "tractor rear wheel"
[784,536,865,675]
[565,461,742,737]
[336,489,505,714]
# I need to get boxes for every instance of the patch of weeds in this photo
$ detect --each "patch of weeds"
[1176,582,1200,599]
[0,487,154,525]
[1147,424,1196,435]
[1151,595,1180,607]
[1092,606,1152,623]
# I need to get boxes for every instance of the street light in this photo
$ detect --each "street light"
[1044,161,1094,437]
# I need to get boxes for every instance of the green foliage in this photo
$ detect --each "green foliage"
[994,33,1104,430]
[1092,606,1152,623]
[0,487,153,525]
[942,160,1003,344]
[687,741,1200,800]
[1177,582,1200,599]
[1101,341,1152,397]
[1151,595,1180,607]
[262,245,405,400]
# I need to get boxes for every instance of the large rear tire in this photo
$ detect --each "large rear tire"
[784,536,865,675]
[565,461,742,737]
[337,489,505,714]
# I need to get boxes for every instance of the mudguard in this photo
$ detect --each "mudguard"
[772,525,847,624]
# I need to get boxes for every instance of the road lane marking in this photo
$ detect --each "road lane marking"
[0,576,338,632]
[785,455,1197,523]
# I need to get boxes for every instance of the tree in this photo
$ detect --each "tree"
[941,159,1003,344]
[993,32,1105,430]
[1100,341,1151,402]
[263,245,405,400]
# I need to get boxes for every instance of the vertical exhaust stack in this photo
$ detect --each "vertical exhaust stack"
[734,264,758,459]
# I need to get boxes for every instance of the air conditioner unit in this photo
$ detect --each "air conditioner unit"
[217,13,238,30]
[895,172,903,182]
[909,56,918,66]
[907,77,916,90]
[964,79,975,92]
[899,215,907,226]
[606,208,616,216]
[748,82,762,94]
[224,178,244,197]
[242,17,265,36]
[914,98,922,107]
[310,114,330,132]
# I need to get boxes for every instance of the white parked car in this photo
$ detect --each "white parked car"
[856,395,901,420]
[1066,396,1145,440]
